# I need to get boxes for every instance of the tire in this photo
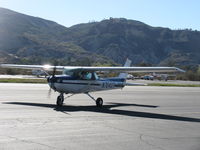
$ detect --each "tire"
[56,95,63,106]
[96,97,103,107]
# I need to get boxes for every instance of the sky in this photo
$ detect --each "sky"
[0,0,199,30]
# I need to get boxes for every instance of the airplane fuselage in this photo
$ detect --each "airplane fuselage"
[48,75,125,94]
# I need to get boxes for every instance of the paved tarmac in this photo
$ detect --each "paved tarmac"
[130,79,200,85]
[0,75,37,79]
[0,83,200,150]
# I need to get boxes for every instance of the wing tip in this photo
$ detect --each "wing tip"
[175,67,186,73]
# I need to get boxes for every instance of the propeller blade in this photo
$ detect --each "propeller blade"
[52,60,58,77]
[47,88,51,98]
[47,87,52,98]
[52,66,56,77]
[47,60,58,98]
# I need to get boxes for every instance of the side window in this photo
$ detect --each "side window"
[78,72,99,80]
[84,72,92,80]
[81,72,92,80]
[93,72,99,80]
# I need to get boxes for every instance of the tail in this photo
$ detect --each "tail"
[118,58,132,78]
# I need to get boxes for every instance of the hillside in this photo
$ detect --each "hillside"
[0,8,114,65]
[65,18,200,66]
[0,8,200,66]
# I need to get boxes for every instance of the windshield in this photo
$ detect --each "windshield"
[63,69,75,76]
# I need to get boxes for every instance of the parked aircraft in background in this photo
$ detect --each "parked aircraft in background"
[32,69,47,77]
[126,74,134,80]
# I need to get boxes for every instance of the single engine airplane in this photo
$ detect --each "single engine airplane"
[0,59,184,107]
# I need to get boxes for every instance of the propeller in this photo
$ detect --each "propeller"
[52,65,56,78]
[47,61,58,98]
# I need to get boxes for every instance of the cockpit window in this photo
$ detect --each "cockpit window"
[63,69,99,80]
[80,72,92,80]
[94,72,99,80]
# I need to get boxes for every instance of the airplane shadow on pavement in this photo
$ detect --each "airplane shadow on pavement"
[3,101,200,123]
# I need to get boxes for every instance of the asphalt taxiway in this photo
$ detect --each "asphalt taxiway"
[0,83,200,150]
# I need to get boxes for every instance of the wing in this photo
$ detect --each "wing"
[0,64,65,71]
[0,64,185,73]
[63,66,185,73]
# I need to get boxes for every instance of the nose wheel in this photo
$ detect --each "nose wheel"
[56,93,64,106]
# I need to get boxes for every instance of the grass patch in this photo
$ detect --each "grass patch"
[0,78,200,87]
[148,83,200,87]
[0,78,47,84]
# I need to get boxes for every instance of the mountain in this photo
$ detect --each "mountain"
[0,8,114,65]
[65,18,200,66]
[0,7,200,66]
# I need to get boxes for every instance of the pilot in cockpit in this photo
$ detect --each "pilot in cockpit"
[80,72,92,80]
[77,71,99,80]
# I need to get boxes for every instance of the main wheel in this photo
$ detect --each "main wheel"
[96,97,103,107]
[56,95,64,106]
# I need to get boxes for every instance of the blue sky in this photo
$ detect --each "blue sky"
[0,0,199,30]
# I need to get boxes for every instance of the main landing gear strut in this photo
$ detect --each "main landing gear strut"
[86,93,103,108]
[56,93,103,107]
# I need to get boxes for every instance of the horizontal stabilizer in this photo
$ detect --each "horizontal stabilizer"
[125,83,147,86]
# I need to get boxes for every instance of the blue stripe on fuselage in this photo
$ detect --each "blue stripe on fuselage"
[99,78,126,82]
[52,75,126,83]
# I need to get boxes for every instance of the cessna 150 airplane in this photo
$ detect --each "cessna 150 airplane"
[0,59,184,107]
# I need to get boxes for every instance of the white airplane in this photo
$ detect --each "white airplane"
[0,59,184,107]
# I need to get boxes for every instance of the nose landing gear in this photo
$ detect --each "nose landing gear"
[56,93,74,106]
[56,93,64,106]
